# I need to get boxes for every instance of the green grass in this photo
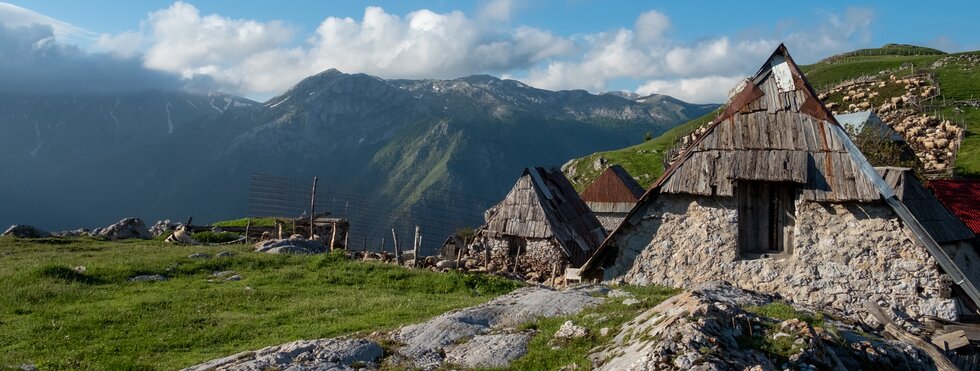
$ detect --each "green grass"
[505,285,679,370]
[569,109,720,191]
[743,301,825,328]
[211,217,281,228]
[0,236,519,369]
[191,231,242,244]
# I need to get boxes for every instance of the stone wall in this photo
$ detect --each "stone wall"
[594,213,626,232]
[603,193,960,320]
[467,235,567,282]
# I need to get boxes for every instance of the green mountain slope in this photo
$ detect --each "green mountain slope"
[564,44,980,190]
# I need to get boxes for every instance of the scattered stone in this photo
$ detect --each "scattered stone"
[224,275,242,282]
[599,327,610,336]
[254,239,326,254]
[149,220,178,237]
[607,289,633,298]
[435,260,456,269]
[128,274,167,282]
[188,253,210,259]
[444,333,532,368]
[53,228,91,237]
[2,224,51,238]
[212,270,236,278]
[554,320,589,339]
[182,337,383,371]
[623,298,641,306]
[215,251,235,258]
[72,266,86,273]
[93,218,151,240]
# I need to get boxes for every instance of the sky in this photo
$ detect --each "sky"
[2,1,978,103]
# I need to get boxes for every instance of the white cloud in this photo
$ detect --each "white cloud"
[636,75,747,104]
[85,3,876,102]
[479,0,515,22]
[139,1,294,83]
[0,2,95,45]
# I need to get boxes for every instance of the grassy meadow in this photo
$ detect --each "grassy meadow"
[0,236,518,369]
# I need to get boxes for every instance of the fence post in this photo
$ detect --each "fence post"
[329,222,337,252]
[392,228,402,265]
[413,225,421,268]
[309,176,318,239]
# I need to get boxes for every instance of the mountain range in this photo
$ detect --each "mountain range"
[0,69,716,247]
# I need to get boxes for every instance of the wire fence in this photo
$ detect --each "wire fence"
[248,173,497,257]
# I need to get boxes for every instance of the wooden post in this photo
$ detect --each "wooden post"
[244,218,251,242]
[277,220,283,240]
[329,222,337,252]
[551,262,558,287]
[344,231,349,251]
[380,237,386,253]
[413,225,421,268]
[309,176,318,239]
[392,228,402,265]
[362,235,367,250]
[513,241,522,275]
[455,243,464,270]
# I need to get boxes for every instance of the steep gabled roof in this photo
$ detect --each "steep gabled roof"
[836,111,905,143]
[877,167,975,243]
[581,165,646,213]
[929,179,980,236]
[581,44,980,307]
[480,167,607,266]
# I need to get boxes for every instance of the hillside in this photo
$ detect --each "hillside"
[563,44,980,190]
[0,71,716,249]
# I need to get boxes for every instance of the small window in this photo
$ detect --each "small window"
[737,181,795,257]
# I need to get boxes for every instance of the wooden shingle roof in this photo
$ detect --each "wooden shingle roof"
[481,167,607,266]
[581,165,645,213]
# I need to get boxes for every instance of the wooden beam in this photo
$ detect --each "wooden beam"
[932,330,970,351]
[865,301,957,371]
[309,176,318,239]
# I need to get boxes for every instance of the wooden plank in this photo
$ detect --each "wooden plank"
[865,301,958,371]
[944,325,980,341]
[932,330,970,350]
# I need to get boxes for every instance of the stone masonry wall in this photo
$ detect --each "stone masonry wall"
[468,235,567,282]
[603,193,959,321]
[595,213,626,232]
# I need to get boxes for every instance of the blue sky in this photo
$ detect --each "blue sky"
[2,1,977,102]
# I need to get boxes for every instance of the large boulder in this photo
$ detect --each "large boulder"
[254,238,327,254]
[93,218,151,240]
[183,338,383,371]
[53,228,91,237]
[2,225,51,238]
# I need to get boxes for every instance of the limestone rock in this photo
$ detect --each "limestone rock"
[182,337,383,371]
[444,333,532,368]
[254,239,327,254]
[555,320,589,339]
[215,251,235,258]
[149,220,178,237]
[3,224,51,238]
[188,253,210,259]
[94,218,151,240]
[129,274,167,282]
[393,285,603,368]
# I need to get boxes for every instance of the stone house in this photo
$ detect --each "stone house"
[580,45,980,321]
[468,167,607,281]
[580,165,646,231]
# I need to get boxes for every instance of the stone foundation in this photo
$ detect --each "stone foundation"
[603,193,960,321]
[467,235,567,282]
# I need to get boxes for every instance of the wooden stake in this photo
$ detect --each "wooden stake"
[277,220,283,240]
[413,225,421,268]
[392,228,402,265]
[329,222,337,252]
[309,176,318,239]
[551,262,558,287]
[381,237,386,253]
[344,231,349,251]
[244,218,251,242]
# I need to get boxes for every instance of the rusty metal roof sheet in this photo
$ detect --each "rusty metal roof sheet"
[876,167,975,243]
[581,165,645,213]
[929,179,980,236]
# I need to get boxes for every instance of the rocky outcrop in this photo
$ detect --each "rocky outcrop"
[254,238,327,254]
[93,218,151,240]
[591,282,930,370]
[53,228,91,237]
[182,338,383,371]
[392,285,604,369]
[2,224,51,238]
[186,285,603,370]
